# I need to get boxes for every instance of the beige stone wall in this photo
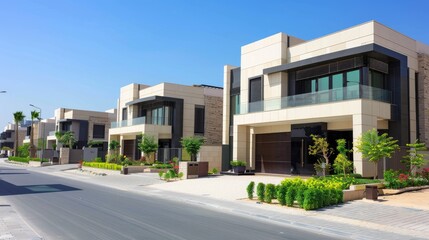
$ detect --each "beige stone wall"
[204,95,223,145]
[418,53,429,145]
[199,146,222,171]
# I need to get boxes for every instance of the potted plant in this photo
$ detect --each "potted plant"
[230,160,246,173]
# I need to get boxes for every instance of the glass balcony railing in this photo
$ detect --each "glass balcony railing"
[111,116,171,128]
[240,85,391,114]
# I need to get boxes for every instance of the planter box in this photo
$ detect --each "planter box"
[144,168,172,173]
[232,166,246,174]
[29,161,42,167]
[121,166,149,174]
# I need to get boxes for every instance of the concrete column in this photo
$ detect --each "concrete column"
[353,113,377,177]
[249,127,255,170]
[233,125,248,164]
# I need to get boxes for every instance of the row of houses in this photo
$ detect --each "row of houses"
[2,21,429,177]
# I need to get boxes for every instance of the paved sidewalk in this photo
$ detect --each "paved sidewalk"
[1,159,429,239]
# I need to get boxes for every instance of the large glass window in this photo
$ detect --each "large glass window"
[93,124,105,139]
[332,73,344,100]
[194,105,205,134]
[369,70,385,89]
[346,70,360,86]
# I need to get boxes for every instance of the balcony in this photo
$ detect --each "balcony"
[111,116,170,128]
[240,85,391,114]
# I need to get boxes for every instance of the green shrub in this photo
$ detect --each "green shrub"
[303,188,320,210]
[286,186,297,207]
[264,184,276,203]
[256,183,265,202]
[276,184,287,206]
[164,171,171,181]
[296,186,307,208]
[158,171,165,179]
[17,143,30,158]
[8,156,47,163]
[246,181,255,200]
[82,161,122,171]
[167,169,176,178]
[230,160,246,167]
[178,172,184,179]
[212,168,218,174]
[94,157,103,162]
[152,163,173,169]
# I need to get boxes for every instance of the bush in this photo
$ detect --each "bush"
[296,186,307,208]
[246,181,255,200]
[94,157,103,162]
[82,161,122,171]
[256,183,265,202]
[276,184,287,206]
[264,184,276,203]
[17,143,30,158]
[286,186,297,207]
[303,188,320,210]
[8,156,47,163]
[152,163,173,169]
[178,172,184,179]
[158,171,164,179]
[212,168,218,174]
[230,161,246,167]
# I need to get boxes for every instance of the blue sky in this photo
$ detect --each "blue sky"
[1,0,429,128]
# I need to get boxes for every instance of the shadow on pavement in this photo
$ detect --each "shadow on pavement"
[0,179,81,196]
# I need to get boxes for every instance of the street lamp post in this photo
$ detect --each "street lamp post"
[29,104,44,160]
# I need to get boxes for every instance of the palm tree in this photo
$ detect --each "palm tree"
[29,110,40,158]
[13,111,25,156]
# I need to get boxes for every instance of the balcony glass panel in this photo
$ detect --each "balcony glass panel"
[110,116,171,128]
[241,85,391,114]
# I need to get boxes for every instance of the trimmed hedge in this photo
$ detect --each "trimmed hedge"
[83,161,122,171]
[8,156,47,163]
[249,177,344,210]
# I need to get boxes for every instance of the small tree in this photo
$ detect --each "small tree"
[13,111,25,156]
[108,140,121,162]
[181,136,205,161]
[29,110,40,158]
[333,139,353,177]
[402,140,427,176]
[355,129,399,179]
[308,134,332,175]
[138,134,158,163]
[55,131,76,148]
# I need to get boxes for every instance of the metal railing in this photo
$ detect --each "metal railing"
[240,85,391,114]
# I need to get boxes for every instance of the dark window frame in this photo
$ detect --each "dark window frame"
[248,76,264,103]
[194,105,205,134]
[93,124,105,139]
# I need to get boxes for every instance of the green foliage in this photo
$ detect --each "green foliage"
[303,188,320,210]
[296,186,307,208]
[138,134,158,163]
[109,140,120,151]
[212,168,218,174]
[308,134,332,165]
[1,146,11,151]
[93,157,103,162]
[264,184,276,203]
[355,129,399,179]
[55,131,76,148]
[8,156,47,163]
[178,172,184,179]
[88,140,103,148]
[82,161,122,171]
[285,186,297,207]
[158,171,165,179]
[13,111,25,156]
[163,171,172,181]
[333,139,353,177]
[230,160,246,167]
[276,184,287,206]
[152,163,173,169]
[180,136,205,161]
[256,182,265,202]
[246,181,255,200]
[402,140,427,176]
[17,143,30,157]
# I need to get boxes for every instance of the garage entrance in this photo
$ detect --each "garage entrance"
[255,132,291,174]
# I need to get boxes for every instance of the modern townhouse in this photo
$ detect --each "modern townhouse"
[0,122,29,152]
[222,21,429,177]
[109,83,223,169]
[23,118,56,149]
[46,108,116,156]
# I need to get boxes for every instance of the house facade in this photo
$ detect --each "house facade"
[23,118,56,149]
[46,108,116,152]
[222,21,429,177]
[109,83,223,169]
[0,122,28,151]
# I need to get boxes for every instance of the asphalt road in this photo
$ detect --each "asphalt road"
[0,166,341,240]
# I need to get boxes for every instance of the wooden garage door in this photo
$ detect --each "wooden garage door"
[255,132,291,174]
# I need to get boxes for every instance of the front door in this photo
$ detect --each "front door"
[255,133,291,174]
